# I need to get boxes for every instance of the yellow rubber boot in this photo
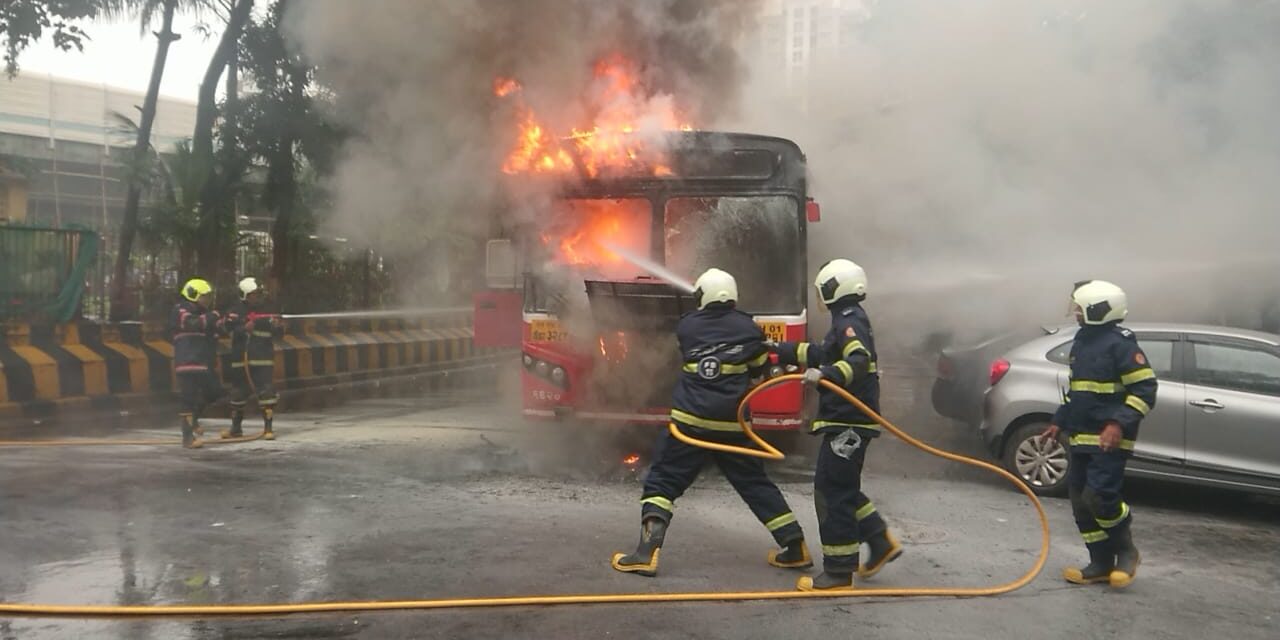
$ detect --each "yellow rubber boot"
[797,571,855,592]
[262,407,276,440]
[768,539,813,569]
[1109,527,1140,589]
[858,530,903,579]
[611,519,666,577]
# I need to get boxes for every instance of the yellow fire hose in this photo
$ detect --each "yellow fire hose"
[0,374,1050,617]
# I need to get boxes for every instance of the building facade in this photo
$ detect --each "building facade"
[0,72,197,229]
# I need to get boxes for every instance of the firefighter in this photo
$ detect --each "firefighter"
[222,277,279,440]
[772,258,903,591]
[1043,280,1157,589]
[170,278,225,449]
[611,268,811,577]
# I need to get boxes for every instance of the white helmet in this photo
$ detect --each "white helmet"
[1071,280,1127,325]
[238,277,261,299]
[814,259,867,305]
[693,268,738,310]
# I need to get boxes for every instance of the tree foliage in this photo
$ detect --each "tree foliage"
[1,0,100,76]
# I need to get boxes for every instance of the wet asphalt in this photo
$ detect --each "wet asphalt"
[1,362,1277,639]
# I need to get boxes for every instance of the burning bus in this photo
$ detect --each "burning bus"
[477,130,819,435]
[473,58,819,437]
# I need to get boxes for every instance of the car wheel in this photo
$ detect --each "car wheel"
[1002,422,1069,497]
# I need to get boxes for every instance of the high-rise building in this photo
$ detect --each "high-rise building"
[756,0,872,93]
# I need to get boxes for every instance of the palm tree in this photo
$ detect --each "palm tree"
[106,0,205,320]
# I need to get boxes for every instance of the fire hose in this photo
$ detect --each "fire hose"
[0,374,1050,617]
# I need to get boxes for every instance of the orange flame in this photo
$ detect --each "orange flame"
[540,199,649,272]
[495,55,692,178]
[598,331,630,363]
[493,77,521,98]
[622,453,641,466]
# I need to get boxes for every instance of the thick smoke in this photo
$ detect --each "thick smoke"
[729,0,1280,348]
[283,0,758,304]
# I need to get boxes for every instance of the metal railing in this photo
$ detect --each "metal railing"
[0,224,97,322]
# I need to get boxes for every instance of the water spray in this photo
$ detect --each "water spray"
[598,241,696,292]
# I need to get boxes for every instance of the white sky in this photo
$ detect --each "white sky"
[14,11,221,102]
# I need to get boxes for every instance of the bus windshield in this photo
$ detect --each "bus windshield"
[664,196,803,314]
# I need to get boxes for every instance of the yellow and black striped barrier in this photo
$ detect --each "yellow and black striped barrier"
[0,308,504,421]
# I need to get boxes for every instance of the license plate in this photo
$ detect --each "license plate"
[757,321,787,342]
[529,319,568,342]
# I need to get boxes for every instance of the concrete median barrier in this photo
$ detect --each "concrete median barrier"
[0,308,509,424]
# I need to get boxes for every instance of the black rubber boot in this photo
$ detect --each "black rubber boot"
[611,518,667,577]
[1063,541,1114,585]
[222,410,245,439]
[797,570,855,592]
[181,414,202,449]
[858,530,904,579]
[1109,526,1141,589]
[768,538,813,569]
[262,407,275,441]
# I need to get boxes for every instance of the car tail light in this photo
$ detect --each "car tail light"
[989,358,1011,386]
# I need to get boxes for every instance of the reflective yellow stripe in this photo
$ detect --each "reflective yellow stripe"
[1070,380,1122,393]
[822,543,859,556]
[1081,530,1109,544]
[1120,367,1155,385]
[855,502,877,521]
[796,343,810,363]
[681,362,750,375]
[670,409,742,432]
[841,340,867,358]
[251,331,274,338]
[1125,395,1151,415]
[1096,502,1131,529]
[1068,434,1135,451]
[749,352,769,367]
[868,361,878,374]
[641,496,674,512]
[812,420,881,432]
[232,360,275,368]
[765,512,798,531]
[834,360,854,383]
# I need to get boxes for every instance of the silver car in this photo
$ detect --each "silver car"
[979,323,1280,496]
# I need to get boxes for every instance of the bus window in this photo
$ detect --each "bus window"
[542,198,651,280]
[664,196,803,314]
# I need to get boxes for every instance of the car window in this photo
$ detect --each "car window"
[1046,341,1072,365]
[1190,342,1280,396]
[1045,338,1176,380]
[1138,340,1175,380]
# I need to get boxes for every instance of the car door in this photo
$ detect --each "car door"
[1183,337,1280,481]
[1129,334,1185,467]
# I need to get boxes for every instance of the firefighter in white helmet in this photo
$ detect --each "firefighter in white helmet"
[771,258,903,591]
[222,277,280,440]
[1043,280,1157,588]
[612,268,812,577]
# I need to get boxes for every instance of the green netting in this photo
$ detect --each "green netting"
[0,224,98,323]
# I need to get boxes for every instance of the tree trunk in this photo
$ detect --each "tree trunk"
[108,0,180,321]
[193,0,254,279]
[270,55,305,308]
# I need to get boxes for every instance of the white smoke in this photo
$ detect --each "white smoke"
[728,0,1280,345]
[282,0,758,304]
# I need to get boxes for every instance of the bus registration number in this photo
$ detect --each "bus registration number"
[757,322,787,342]
[529,320,568,342]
